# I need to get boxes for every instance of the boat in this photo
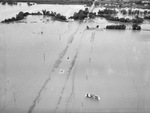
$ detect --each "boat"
[85,93,100,100]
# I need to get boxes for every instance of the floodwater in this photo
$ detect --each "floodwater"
[0,3,150,113]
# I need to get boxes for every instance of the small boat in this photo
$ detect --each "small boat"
[85,93,100,100]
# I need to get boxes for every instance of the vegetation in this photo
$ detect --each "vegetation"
[69,8,88,20]
[1,12,29,23]
[42,10,67,21]
[94,0,99,7]
[89,12,96,19]
[144,15,150,19]
[121,9,150,16]
[97,14,111,18]
[120,9,127,15]
[1,10,67,23]
[30,12,42,15]
[105,15,144,24]
[97,8,119,20]
[132,16,144,24]
[106,16,131,23]
[0,0,148,24]
[27,2,34,6]
[106,24,126,30]
[132,24,141,30]
[1,0,17,5]
[69,8,96,20]
[98,8,118,15]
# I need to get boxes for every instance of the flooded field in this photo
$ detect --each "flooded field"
[0,3,150,113]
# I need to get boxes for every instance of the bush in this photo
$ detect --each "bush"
[144,15,150,19]
[106,24,126,30]
[42,10,67,21]
[106,16,131,23]
[121,9,127,15]
[132,16,144,24]
[98,8,118,15]
[132,24,141,30]
[69,8,90,20]
[1,11,29,23]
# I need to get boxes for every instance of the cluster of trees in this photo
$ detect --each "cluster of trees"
[121,9,141,15]
[134,0,150,7]
[42,10,67,21]
[97,8,118,18]
[105,24,141,30]
[54,13,67,21]
[69,8,96,20]
[106,24,126,30]
[1,10,67,23]
[1,11,29,23]
[69,8,89,20]
[68,7,145,23]
[120,9,150,16]
[1,0,17,5]
[97,14,111,18]
[106,16,131,22]
[27,2,35,6]
[30,12,42,15]
[132,16,144,24]
[1,0,35,6]
[98,8,118,15]
[94,0,99,7]
[106,15,144,24]
[120,9,128,15]
[132,24,141,30]
[143,10,150,15]
[144,15,150,19]
[89,12,97,19]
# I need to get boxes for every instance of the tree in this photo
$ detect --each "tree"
[7,0,15,5]
[132,24,141,30]
[16,12,25,20]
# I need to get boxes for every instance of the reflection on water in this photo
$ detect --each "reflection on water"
[0,3,150,113]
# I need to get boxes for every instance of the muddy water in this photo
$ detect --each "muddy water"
[0,3,150,113]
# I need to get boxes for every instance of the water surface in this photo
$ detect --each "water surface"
[0,3,150,113]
